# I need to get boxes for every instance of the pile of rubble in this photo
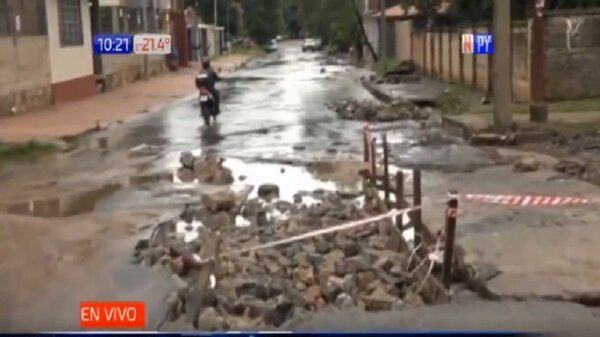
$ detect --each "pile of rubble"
[133,176,440,330]
[328,100,429,122]
[177,151,234,184]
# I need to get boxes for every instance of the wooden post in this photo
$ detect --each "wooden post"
[493,0,513,131]
[370,137,377,184]
[395,171,404,228]
[412,169,423,248]
[189,231,221,328]
[382,134,390,205]
[363,125,370,162]
[442,192,459,289]
[529,0,548,122]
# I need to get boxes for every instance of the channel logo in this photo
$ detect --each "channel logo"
[462,34,494,55]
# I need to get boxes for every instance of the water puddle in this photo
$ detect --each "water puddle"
[3,171,181,218]
[222,158,362,201]
[5,183,123,217]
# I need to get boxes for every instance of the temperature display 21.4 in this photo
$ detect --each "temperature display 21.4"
[133,34,172,55]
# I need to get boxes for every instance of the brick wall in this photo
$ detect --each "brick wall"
[0,37,52,117]
[544,15,600,101]
[405,14,600,102]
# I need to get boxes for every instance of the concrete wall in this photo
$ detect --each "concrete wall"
[405,14,600,102]
[412,30,425,71]
[364,18,379,61]
[450,31,460,83]
[512,24,529,102]
[441,31,451,82]
[394,20,412,62]
[0,37,53,116]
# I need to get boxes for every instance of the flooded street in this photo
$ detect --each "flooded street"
[3,40,599,332]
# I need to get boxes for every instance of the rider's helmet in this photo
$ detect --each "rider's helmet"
[201,58,211,69]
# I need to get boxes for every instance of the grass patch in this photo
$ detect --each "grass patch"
[373,58,402,75]
[436,86,473,115]
[0,140,59,162]
[229,45,265,57]
[470,97,600,115]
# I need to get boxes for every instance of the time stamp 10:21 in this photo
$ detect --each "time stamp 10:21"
[93,34,172,55]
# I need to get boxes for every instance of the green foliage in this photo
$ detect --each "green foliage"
[374,58,402,75]
[187,0,281,44]
[0,140,59,161]
[288,0,358,51]
[240,0,284,45]
[436,87,472,115]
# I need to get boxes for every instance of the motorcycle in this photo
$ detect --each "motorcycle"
[198,87,217,126]
[195,74,218,126]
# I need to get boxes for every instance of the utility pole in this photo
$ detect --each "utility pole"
[378,0,387,59]
[142,2,149,81]
[214,0,218,26]
[530,0,547,122]
[226,2,230,42]
[492,0,512,132]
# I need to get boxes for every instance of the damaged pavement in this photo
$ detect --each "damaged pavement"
[1,41,600,332]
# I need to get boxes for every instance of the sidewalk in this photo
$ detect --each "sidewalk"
[0,54,251,143]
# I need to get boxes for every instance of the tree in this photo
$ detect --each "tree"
[241,0,284,45]
[286,0,373,54]
[186,0,242,38]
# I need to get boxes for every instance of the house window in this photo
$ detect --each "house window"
[58,0,83,46]
[146,7,156,32]
[0,0,11,37]
[99,7,113,34]
[126,7,143,33]
[19,0,47,36]
[156,9,164,31]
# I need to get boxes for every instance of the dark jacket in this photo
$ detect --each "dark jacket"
[195,67,220,90]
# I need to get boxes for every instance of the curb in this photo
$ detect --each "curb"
[6,54,255,148]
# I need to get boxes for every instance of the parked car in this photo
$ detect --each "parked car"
[302,38,321,52]
[265,39,278,53]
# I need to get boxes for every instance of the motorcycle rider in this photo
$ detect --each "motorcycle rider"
[196,58,221,114]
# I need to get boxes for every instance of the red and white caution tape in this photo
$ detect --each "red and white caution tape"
[464,193,593,207]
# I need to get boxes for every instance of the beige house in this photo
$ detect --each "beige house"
[0,0,95,116]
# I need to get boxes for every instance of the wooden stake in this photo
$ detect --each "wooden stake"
[189,231,221,328]
[382,134,390,205]
[370,137,377,184]
[442,193,458,289]
[412,169,423,248]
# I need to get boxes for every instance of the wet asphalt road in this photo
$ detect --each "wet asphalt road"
[120,41,373,169]
[4,41,499,332]
[118,40,493,172]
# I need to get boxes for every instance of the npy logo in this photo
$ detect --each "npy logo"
[461,34,494,55]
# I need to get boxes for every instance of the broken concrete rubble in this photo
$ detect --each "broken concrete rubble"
[513,157,541,173]
[177,151,234,184]
[327,99,428,122]
[133,175,457,331]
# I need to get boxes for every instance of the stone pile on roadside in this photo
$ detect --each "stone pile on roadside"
[328,100,429,122]
[133,180,434,331]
